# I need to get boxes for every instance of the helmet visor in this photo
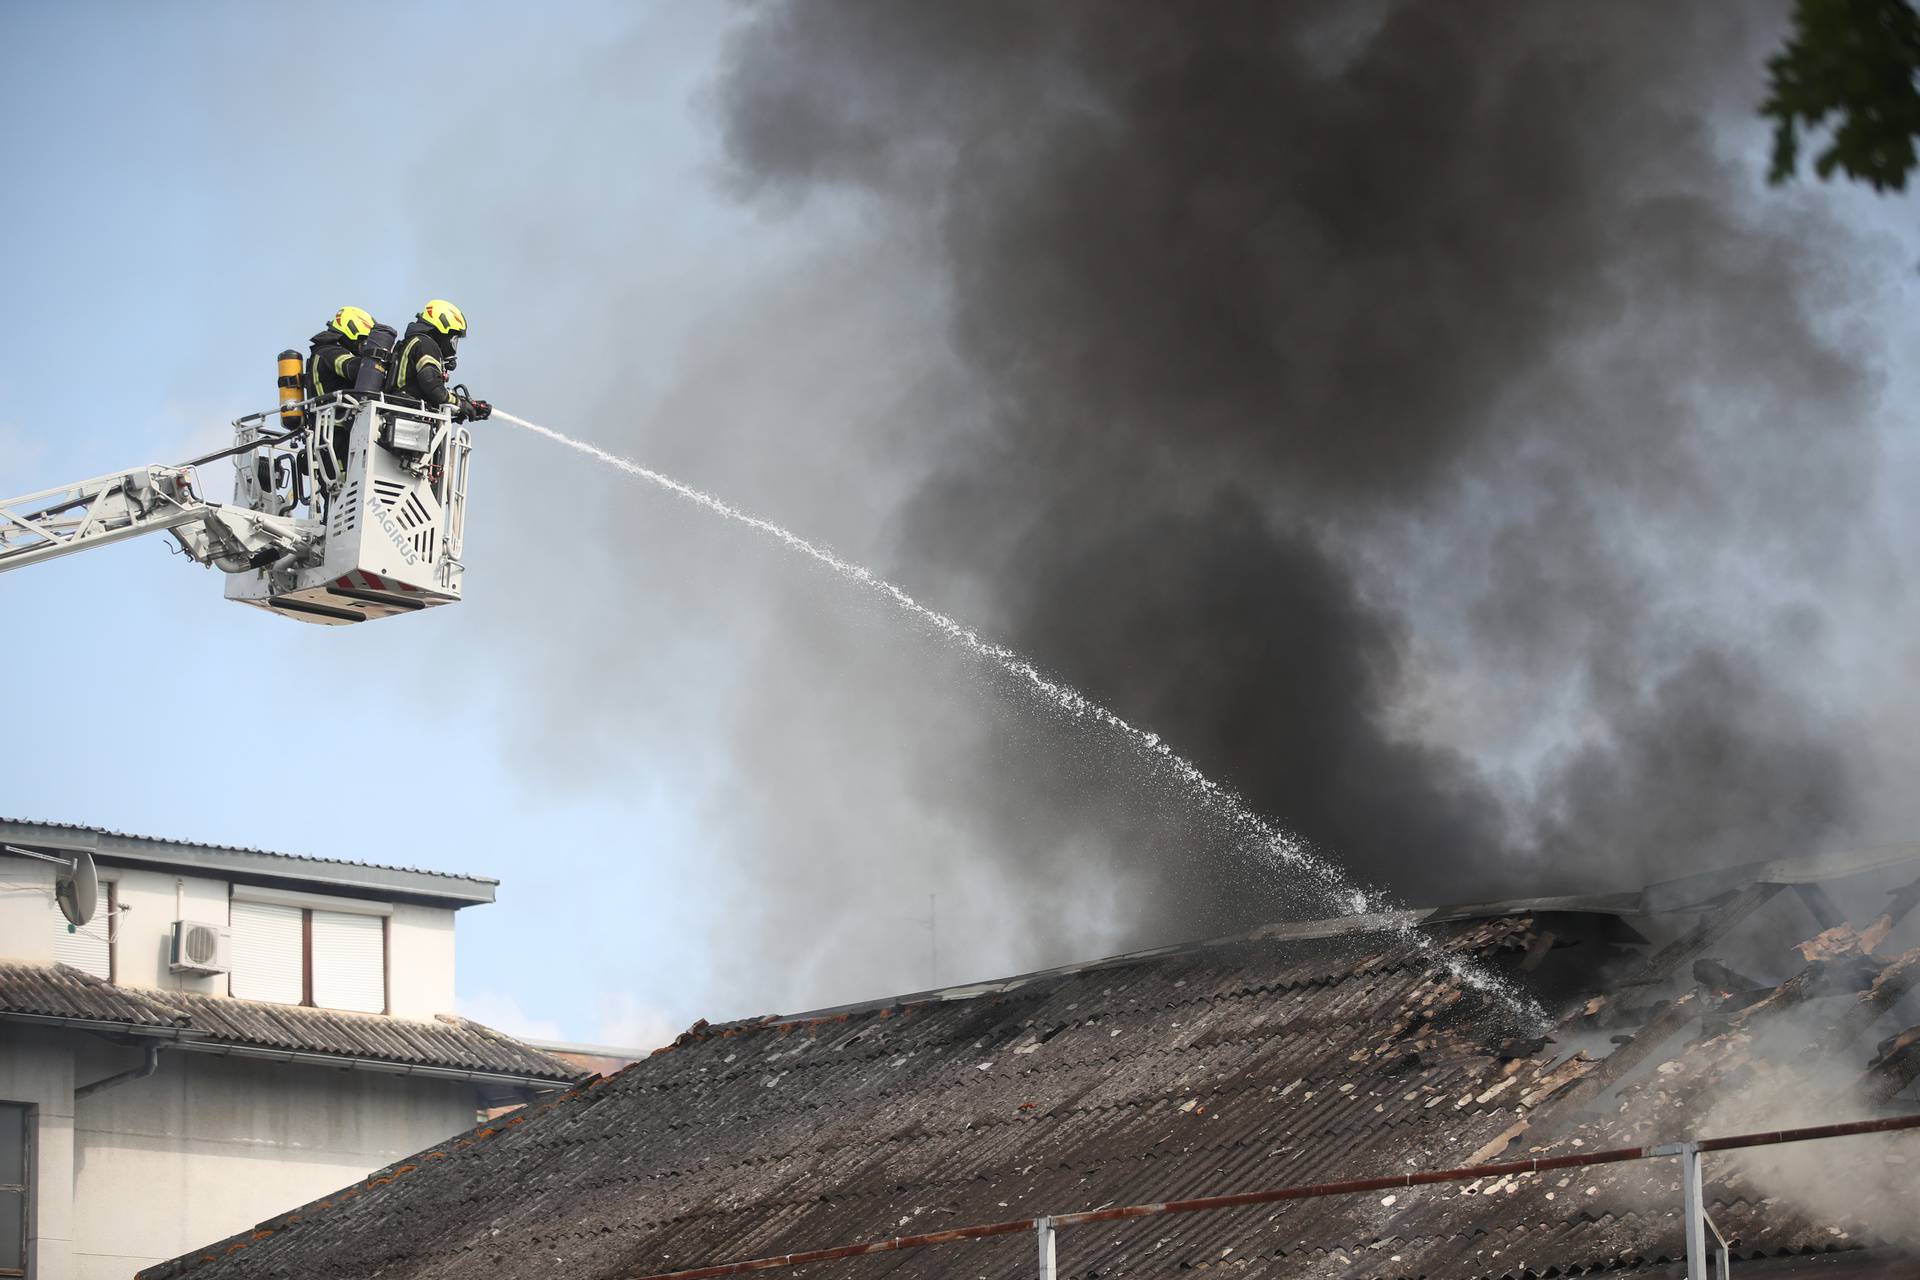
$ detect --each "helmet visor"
[446,331,462,351]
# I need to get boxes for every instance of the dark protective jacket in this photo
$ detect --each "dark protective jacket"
[388,321,453,408]
[306,329,368,400]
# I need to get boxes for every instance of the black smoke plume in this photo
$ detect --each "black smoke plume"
[715,0,1876,925]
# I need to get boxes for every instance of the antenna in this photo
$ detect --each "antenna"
[4,843,98,927]
[914,892,938,989]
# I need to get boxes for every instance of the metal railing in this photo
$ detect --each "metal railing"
[628,1114,1920,1280]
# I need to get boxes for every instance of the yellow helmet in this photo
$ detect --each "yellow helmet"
[419,299,467,337]
[329,305,376,344]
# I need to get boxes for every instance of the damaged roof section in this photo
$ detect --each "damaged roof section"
[141,849,1920,1280]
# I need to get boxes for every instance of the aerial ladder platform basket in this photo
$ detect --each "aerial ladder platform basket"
[0,389,473,625]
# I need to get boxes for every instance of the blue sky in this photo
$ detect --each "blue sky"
[0,2,768,1048]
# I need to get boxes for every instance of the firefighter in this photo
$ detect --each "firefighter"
[306,306,381,401]
[297,306,385,480]
[389,299,491,423]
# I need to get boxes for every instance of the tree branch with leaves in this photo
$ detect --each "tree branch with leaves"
[1764,0,1920,190]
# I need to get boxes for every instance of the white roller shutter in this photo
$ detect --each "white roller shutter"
[230,899,303,1003]
[52,883,110,979]
[311,910,384,1013]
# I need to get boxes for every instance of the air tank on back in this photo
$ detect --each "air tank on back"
[353,324,397,394]
[276,349,304,430]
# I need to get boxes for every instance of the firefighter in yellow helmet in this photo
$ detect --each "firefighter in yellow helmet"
[389,299,490,423]
[306,306,382,402]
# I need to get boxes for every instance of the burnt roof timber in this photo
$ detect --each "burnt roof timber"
[1883,873,1920,930]
[1823,950,1920,1063]
[1618,881,1786,989]
[1793,882,1850,932]
[1864,1025,1920,1105]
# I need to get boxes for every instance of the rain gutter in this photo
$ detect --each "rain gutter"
[1,1011,578,1091]
[74,1040,166,1098]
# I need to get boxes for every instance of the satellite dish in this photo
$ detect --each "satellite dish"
[53,850,98,928]
[2,844,99,927]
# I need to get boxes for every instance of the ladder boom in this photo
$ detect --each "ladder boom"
[0,464,323,578]
[0,466,213,573]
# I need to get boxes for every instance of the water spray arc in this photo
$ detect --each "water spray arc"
[496,410,1544,1026]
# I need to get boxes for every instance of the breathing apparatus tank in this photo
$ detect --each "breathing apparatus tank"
[276,350,304,430]
[353,324,397,394]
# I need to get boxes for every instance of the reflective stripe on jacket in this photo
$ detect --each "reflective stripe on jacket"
[390,326,452,408]
[306,329,366,399]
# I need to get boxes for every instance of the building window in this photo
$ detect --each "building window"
[229,899,386,1014]
[230,900,304,1004]
[311,910,385,1013]
[0,1102,29,1279]
[50,879,113,981]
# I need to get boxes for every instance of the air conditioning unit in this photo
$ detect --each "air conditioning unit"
[169,920,231,976]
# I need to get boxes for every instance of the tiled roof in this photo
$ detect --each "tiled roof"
[0,817,497,887]
[133,891,1920,1280]
[0,960,182,1027]
[0,963,581,1084]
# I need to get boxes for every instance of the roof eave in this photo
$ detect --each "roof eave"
[1,820,497,908]
[0,1010,579,1089]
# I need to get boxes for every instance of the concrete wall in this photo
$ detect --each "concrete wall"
[71,1043,476,1280]
[0,1028,478,1280]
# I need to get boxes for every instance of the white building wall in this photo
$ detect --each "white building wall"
[0,863,57,966]
[387,903,456,1019]
[68,1041,475,1280]
[109,869,228,996]
[8,861,461,1017]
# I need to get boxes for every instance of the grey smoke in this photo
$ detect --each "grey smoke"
[708,0,1879,926]
[430,1,1905,1019]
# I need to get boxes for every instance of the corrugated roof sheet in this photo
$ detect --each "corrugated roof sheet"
[0,962,580,1082]
[0,816,497,885]
[132,902,1920,1280]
